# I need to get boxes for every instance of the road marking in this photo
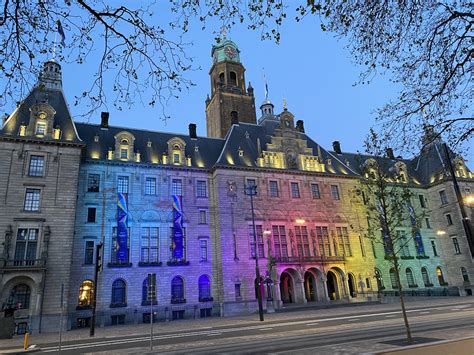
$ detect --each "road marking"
[38,304,472,353]
[259,328,273,331]
[419,311,430,314]
[348,319,359,322]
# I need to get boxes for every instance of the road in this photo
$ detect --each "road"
[26,301,474,354]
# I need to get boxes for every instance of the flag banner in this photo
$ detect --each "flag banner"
[172,195,184,259]
[117,193,129,262]
[408,205,425,255]
[57,20,66,45]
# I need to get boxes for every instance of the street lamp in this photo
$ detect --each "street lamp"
[245,183,264,322]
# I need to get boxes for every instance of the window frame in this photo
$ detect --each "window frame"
[196,180,207,198]
[28,155,45,177]
[290,182,300,198]
[145,177,157,196]
[311,183,321,199]
[452,236,461,254]
[171,178,183,196]
[87,174,100,193]
[117,175,129,194]
[84,240,95,265]
[24,188,41,211]
[269,180,279,198]
[330,185,340,200]
[87,207,97,223]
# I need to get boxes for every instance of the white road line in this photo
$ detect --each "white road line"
[419,311,430,314]
[38,304,472,352]
[259,328,273,331]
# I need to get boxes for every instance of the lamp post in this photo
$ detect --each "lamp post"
[246,183,264,322]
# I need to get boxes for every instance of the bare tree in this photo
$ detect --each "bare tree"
[0,0,193,118]
[355,130,426,343]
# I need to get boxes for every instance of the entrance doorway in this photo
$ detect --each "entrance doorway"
[280,272,294,303]
[304,271,316,302]
[348,273,357,298]
[327,271,338,300]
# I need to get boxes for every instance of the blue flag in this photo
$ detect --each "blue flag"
[57,20,66,45]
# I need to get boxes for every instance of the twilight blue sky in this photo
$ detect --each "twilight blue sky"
[11,4,410,156]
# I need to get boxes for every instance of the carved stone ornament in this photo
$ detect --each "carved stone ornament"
[227,181,237,197]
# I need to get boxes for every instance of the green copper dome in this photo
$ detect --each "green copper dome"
[211,39,240,64]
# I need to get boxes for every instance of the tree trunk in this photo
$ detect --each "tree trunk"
[394,258,413,343]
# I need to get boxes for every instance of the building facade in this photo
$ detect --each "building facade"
[1,39,473,333]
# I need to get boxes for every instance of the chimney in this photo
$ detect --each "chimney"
[296,120,305,133]
[386,147,395,160]
[231,111,239,125]
[188,123,197,139]
[100,112,109,129]
[332,141,342,154]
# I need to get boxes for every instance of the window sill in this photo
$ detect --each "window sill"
[107,262,133,268]
[76,305,92,310]
[171,298,186,304]
[110,303,127,308]
[167,260,190,266]
[199,297,213,302]
[138,261,162,267]
[141,300,157,306]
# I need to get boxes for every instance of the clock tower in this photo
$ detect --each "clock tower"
[205,39,257,138]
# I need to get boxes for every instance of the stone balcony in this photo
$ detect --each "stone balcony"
[274,255,345,264]
[0,259,46,271]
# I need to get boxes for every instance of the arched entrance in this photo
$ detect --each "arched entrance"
[280,272,294,303]
[304,271,316,302]
[326,271,338,300]
[348,273,357,298]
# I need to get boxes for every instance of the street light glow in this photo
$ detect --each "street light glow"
[295,219,305,224]
[464,194,474,206]
[436,230,446,236]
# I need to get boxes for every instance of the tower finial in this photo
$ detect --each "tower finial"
[220,26,227,40]
[262,68,269,100]
[283,97,287,110]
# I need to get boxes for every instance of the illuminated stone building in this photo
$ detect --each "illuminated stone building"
[1,39,473,332]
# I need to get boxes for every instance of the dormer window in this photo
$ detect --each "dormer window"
[36,122,46,136]
[173,153,180,164]
[167,138,186,166]
[120,148,128,160]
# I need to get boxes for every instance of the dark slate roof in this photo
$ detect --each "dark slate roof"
[75,122,225,169]
[215,120,358,177]
[0,86,81,144]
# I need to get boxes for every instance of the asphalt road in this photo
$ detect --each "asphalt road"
[12,302,474,354]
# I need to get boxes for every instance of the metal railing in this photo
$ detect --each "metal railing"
[274,255,345,263]
[1,259,46,269]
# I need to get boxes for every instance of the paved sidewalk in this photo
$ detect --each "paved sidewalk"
[0,296,472,351]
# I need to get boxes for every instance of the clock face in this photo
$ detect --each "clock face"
[224,46,237,59]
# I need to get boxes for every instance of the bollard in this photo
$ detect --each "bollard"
[23,331,29,350]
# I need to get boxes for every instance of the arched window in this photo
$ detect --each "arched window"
[421,267,431,286]
[374,268,384,290]
[406,268,416,287]
[229,71,237,86]
[171,276,185,303]
[218,72,225,83]
[389,268,399,289]
[198,275,211,301]
[111,279,126,306]
[142,277,156,304]
[461,267,470,282]
[78,280,94,307]
[10,284,31,309]
[231,111,238,123]
[436,267,446,285]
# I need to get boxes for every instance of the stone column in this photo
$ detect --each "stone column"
[320,276,330,301]
[297,279,307,304]
[273,280,282,309]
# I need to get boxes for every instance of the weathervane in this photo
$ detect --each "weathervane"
[220,26,227,39]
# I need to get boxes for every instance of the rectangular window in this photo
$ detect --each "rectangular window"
[269,181,279,197]
[14,229,38,265]
[366,278,371,289]
[235,284,241,299]
[200,239,208,261]
[199,210,207,224]
[87,207,96,223]
[24,188,41,211]
[439,190,448,205]
[246,178,256,188]
[359,235,366,257]
[170,226,187,261]
[196,180,207,198]
[111,227,131,264]
[172,179,182,196]
[446,214,453,226]
[87,174,100,192]
[84,241,94,265]
[249,225,264,258]
[272,225,288,258]
[35,122,46,136]
[311,183,321,199]
[418,195,426,208]
[397,230,410,257]
[425,218,431,229]
[145,177,156,195]
[117,176,129,194]
[336,227,352,256]
[371,240,377,258]
[295,226,310,257]
[452,237,461,254]
[173,153,180,164]
[316,226,331,256]
[431,240,438,256]
[290,182,300,198]
[141,227,159,263]
[120,148,128,160]
[28,156,44,177]
[330,185,340,200]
